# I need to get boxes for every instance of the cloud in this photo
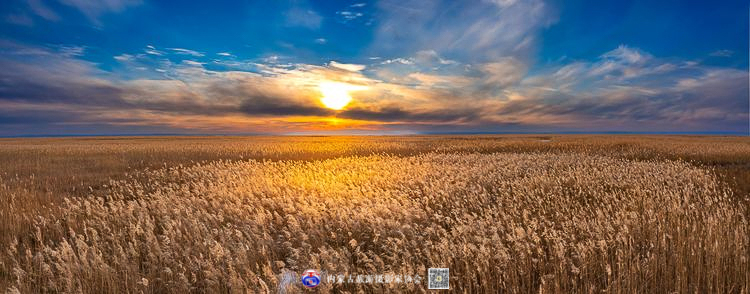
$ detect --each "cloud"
[372,0,556,63]
[285,7,322,29]
[27,0,60,21]
[5,13,34,26]
[55,45,87,57]
[0,56,130,109]
[239,95,332,116]
[537,45,675,85]
[144,45,164,56]
[315,38,327,44]
[601,45,650,64]
[336,2,369,23]
[406,72,475,88]
[169,48,205,57]
[336,10,364,21]
[59,0,142,25]
[486,0,518,8]
[114,54,134,61]
[414,50,457,65]
[339,106,479,123]
[329,61,366,72]
[263,55,281,64]
[181,60,203,66]
[0,43,364,128]
[489,46,749,131]
[709,49,734,57]
[480,57,527,89]
[381,58,413,65]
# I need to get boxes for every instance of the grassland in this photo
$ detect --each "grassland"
[0,135,748,293]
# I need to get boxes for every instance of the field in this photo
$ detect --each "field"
[0,135,748,293]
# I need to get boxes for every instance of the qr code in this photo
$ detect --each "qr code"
[428,268,449,289]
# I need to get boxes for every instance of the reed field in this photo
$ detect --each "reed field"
[0,135,748,293]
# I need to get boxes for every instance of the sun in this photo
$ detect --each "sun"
[318,82,366,110]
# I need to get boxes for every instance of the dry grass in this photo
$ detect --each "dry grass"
[1,135,749,293]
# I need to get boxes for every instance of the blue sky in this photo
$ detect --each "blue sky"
[0,0,747,135]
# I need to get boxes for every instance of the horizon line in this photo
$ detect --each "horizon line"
[0,131,748,139]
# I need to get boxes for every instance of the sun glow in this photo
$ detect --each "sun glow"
[318,82,367,110]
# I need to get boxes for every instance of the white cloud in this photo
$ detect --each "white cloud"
[264,55,280,63]
[337,2,368,23]
[601,45,650,64]
[337,10,364,21]
[114,54,134,62]
[580,45,661,80]
[329,61,366,72]
[169,48,205,57]
[381,58,414,65]
[144,45,164,56]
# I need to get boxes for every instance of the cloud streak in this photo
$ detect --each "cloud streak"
[59,0,141,25]
[371,0,555,63]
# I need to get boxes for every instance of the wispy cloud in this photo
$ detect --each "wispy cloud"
[55,44,86,57]
[285,6,322,29]
[144,45,164,56]
[27,0,60,21]
[8,0,140,28]
[59,0,141,26]
[414,50,457,65]
[336,10,363,21]
[113,54,133,61]
[5,13,34,26]
[168,48,205,57]
[489,46,748,131]
[372,0,556,63]
[335,1,370,24]
[709,49,734,57]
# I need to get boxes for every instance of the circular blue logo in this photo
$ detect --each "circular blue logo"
[301,269,320,288]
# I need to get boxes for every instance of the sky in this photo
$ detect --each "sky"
[0,0,748,136]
